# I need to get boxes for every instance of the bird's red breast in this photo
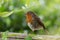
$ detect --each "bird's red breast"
[26,12,33,23]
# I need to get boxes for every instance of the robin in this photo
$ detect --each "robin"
[25,11,48,33]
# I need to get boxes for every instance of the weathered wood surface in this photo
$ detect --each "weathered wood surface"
[0,32,60,40]
[0,32,28,40]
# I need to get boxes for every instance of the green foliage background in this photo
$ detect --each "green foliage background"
[0,0,60,35]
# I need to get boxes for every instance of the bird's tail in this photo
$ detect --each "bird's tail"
[44,28,49,35]
[42,25,49,34]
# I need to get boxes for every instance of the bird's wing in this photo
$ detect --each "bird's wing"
[34,15,46,30]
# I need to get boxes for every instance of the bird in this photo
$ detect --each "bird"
[25,11,48,33]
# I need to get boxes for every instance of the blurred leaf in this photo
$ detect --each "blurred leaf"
[3,17,11,26]
[24,36,32,40]
[2,31,8,40]
[0,11,13,17]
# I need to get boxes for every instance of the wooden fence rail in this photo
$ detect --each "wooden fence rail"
[0,32,60,40]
